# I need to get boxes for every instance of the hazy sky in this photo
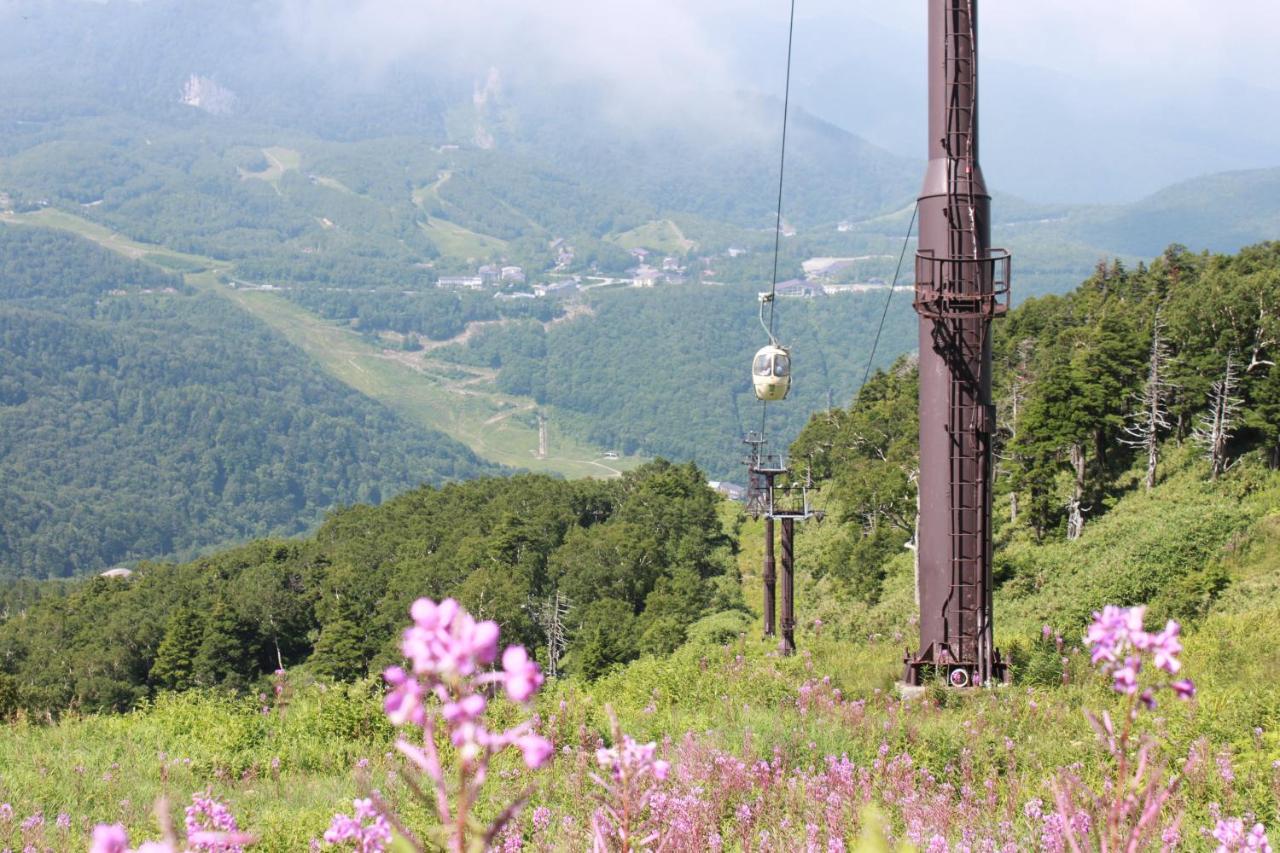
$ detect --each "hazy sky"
[836,2,1277,81]
[282,1,1280,89]
[276,0,1280,202]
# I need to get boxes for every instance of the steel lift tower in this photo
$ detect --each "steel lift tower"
[744,432,822,655]
[905,0,1012,687]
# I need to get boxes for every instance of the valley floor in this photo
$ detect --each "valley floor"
[1,208,643,481]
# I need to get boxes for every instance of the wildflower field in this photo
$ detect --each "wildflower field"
[3,586,1279,850]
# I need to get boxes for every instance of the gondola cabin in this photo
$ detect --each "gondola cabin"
[752,344,791,401]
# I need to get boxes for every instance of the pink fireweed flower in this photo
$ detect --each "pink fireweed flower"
[91,824,129,853]
[441,693,487,724]
[1112,656,1142,695]
[185,790,245,853]
[1150,621,1183,674]
[596,735,668,783]
[501,645,544,703]
[1087,605,1135,664]
[381,666,425,727]
[187,832,257,850]
[449,720,489,764]
[382,598,553,851]
[591,711,670,851]
[402,597,499,679]
[1211,817,1272,852]
[321,798,392,852]
[1086,605,1193,703]
[516,733,555,769]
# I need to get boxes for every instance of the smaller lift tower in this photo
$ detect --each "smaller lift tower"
[745,433,823,655]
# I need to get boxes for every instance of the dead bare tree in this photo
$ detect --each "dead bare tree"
[529,589,571,678]
[1121,315,1175,491]
[1193,354,1244,481]
[1001,338,1036,524]
[1065,442,1090,541]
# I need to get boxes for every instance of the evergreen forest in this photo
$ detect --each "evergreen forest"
[0,226,494,578]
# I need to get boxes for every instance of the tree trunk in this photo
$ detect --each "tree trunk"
[1067,443,1087,541]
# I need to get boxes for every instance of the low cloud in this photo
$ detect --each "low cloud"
[274,0,744,122]
[852,0,1279,84]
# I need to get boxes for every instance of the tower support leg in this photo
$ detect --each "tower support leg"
[763,515,777,637]
[780,517,795,655]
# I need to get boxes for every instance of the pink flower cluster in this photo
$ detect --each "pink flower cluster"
[596,736,670,785]
[380,598,553,852]
[383,597,547,751]
[186,790,246,852]
[590,711,672,851]
[1212,817,1273,852]
[321,799,392,852]
[1086,605,1194,705]
[89,792,253,853]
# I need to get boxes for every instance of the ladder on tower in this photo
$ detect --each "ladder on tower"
[942,0,989,676]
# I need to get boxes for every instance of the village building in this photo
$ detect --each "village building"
[533,279,579,297]
[633,266,662,287]
[775,279,824,299]
[707,481,747,501]
[437,276,485,290]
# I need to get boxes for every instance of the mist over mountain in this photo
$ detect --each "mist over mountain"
[5,0,1278,211]
[716,2,1280,204]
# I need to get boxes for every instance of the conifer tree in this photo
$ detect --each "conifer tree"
[150,607,205,691]
[309,617,369,681]
[193,601,252,689]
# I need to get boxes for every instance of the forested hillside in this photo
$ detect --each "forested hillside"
[0,226,494,578]
[282,286,562,344]
[8,243,1276,716]
[793,242,1280,623]
[0,461,738,715]
[439,286,917,478]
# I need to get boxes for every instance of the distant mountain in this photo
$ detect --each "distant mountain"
[1067,168,1280,257]
[0,226,496,578]
[0,0,918,233]
[489,82,919,230]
